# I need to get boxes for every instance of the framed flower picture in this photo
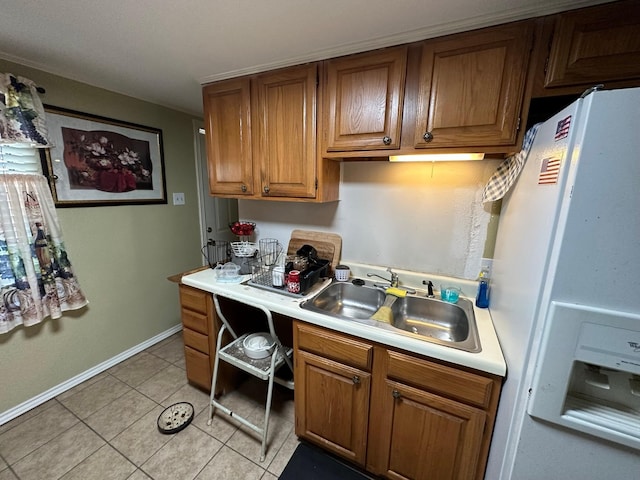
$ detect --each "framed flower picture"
[40,105,167,207]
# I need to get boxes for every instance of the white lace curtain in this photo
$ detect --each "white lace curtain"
[0,73,88,333]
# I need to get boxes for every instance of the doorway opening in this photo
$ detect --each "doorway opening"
[193,121,238,265]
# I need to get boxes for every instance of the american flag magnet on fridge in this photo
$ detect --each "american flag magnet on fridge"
[554,115,571,141]
[539,157,561,185]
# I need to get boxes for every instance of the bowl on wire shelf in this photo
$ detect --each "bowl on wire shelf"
[242,333,275,359]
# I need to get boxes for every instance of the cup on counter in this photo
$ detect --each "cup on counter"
[440,285,461,304]
[272,266,285,287]
[286,255,308,272]
[287,270,301,293]
[335,265,350,282]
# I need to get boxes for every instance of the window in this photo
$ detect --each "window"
[0,144,42,174]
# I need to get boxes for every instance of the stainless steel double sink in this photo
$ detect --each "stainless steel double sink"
[300,280,481,353]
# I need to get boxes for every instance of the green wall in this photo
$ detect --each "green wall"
[0,60,202,415]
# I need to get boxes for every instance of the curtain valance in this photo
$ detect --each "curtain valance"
[0,73,51,147]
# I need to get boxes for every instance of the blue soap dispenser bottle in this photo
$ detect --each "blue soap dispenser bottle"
[475,269,490,308]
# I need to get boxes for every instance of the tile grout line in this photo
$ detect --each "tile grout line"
[1,340,184,479]
[53,366,186,479]
[65,397,164,479]
[0,398,79,469]
[2,333,295,480]
[38,370,168,478]
[56,396,146,479]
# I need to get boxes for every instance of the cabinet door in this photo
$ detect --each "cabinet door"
[545,0,640,88]
[294,350,371,466]
[253,64,317,198]
[324,46,407,151]
[414,22,533,149]
[203,78,254,196]
[376,380,485,480]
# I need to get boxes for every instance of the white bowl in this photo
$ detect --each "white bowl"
[242,333,275,359]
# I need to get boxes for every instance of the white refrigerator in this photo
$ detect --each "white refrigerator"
[485,87,640,479]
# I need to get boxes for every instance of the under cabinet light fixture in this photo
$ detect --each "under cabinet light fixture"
[389,153,485,162]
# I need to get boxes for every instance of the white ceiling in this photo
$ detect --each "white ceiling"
[0,0,611,116]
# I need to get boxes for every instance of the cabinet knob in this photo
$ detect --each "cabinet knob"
[392,389,401,399]
[382,136,392,145]
[263,185,270,194]
[352,375,361,385]
[422,131,434,143]
[241,184,247,193]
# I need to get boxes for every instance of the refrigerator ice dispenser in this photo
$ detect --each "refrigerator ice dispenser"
[528,301,640,449]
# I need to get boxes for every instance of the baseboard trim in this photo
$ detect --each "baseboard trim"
[0,324,183,426]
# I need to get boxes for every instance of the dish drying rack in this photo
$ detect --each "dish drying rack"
[248,239,284,286]
[249,252,330,296]
[249,253,279,289]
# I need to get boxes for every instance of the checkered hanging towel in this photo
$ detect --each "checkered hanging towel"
[482,124,541,203]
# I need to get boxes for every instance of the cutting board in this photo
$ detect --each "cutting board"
[287,230,342,275]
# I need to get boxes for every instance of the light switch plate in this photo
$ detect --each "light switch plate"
[172,192,185,205]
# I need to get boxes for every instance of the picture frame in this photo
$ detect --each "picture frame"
[40,105,167,207]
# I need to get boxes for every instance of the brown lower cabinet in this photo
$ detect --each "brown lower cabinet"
[293,321,502,480]
[294,324,373,465]
[178,284,240,394]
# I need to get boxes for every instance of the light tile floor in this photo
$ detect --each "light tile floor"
[0,333,299,480]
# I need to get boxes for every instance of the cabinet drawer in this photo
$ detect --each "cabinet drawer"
[386,350,494,408]
[183,327,209,354]
[179,285,208,313]
[295,322,373,371]
[184,346,212,390]
[181,308,209,335]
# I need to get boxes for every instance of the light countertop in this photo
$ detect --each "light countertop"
[182,262,506,377]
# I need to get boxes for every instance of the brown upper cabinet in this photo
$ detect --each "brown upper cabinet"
[322,21,534,157]
[252,65,319,199]
[413,21,534,150]
[545,0,640,89]
[203,78,254,197]
[323,46,408,152]
[202,64,339,202]
[202,0,640,198]
[529,0,640,98]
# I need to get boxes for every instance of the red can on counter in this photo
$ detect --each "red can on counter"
[287,270,301,294]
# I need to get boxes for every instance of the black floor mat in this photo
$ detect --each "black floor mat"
[279,442,372,480]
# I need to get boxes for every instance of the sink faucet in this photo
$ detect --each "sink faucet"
[367,267,399,288]
[422,280,434,298]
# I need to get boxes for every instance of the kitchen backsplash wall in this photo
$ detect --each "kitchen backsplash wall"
[240,159,502,280]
